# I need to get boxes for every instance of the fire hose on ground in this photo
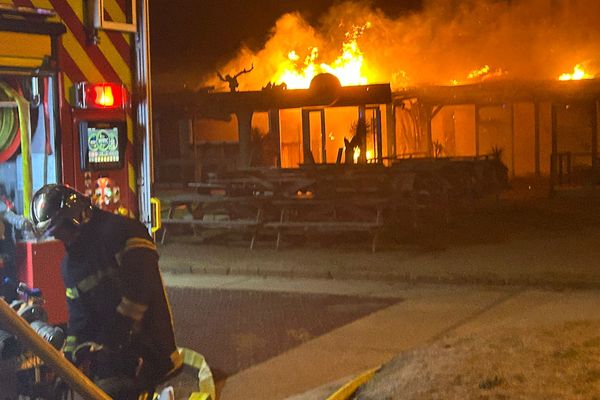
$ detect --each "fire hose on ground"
[0,298,111,400]
[326,366,380,400]
[178,347,216,400]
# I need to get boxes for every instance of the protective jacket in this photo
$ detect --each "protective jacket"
[61,208,182,384]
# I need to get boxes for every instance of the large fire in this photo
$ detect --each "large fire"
[272,23,371,89]
[203,1,600,93]
[558,64,594,81]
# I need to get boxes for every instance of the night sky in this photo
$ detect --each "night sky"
[149,0,422,89]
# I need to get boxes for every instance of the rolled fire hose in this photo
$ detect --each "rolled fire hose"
[0,299,110,400]
[0,103,16,144]
[0,82,19,162]
[0,82,33,218]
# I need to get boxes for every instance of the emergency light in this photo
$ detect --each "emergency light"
[75,82,128,110]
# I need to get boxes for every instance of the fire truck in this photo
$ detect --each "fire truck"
[0,0,156,323]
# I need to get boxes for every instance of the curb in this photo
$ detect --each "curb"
[160,261,600,291]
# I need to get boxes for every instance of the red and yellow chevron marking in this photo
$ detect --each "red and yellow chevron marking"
[3,0,138,202]
[7,0,131,89]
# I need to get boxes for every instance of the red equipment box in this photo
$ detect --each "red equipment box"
[16,240,67,324]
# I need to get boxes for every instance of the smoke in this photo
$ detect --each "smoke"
[204,0,600,91]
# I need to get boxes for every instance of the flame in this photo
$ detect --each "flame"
[353,146,360,164]
[273,23,371,89]
[468,65,491,80]
[558,64,594,81]
[451,65,507,85]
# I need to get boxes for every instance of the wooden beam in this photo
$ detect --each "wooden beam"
[236,110,253,168]
[534,102,540,177]
[268,109,281,167]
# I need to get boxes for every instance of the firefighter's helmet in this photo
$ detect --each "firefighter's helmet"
[31,184,93,235]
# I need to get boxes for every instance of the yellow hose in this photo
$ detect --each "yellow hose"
[326,366,380,400]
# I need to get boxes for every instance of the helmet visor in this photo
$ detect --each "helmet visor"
[31,185,91,235]
[31,190,60,234]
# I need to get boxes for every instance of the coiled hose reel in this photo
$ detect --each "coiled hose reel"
[0,79,40,163]
[0,83,20,163]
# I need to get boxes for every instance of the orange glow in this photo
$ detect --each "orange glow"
[273,23,372,89]
[211,2,600,93]
[558,64,594,80]
[451,65,507,85]
[81,82,126,109]
[94,86,114,107]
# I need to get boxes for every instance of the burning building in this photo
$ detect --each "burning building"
[154,0,600,189]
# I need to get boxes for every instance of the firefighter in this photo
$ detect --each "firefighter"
[30,184,182,399]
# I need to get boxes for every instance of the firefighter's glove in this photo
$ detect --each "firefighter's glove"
[73,342,103,363]
[105,312,134,351]
[62,336,79,364]
[63,341,104,377]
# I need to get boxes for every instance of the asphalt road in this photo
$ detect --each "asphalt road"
[166,286,400,382]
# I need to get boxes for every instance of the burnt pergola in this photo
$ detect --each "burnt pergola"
[393,79,600,187]
[155,76,392,168]
[154,78,600,249]
[156,77,600,188]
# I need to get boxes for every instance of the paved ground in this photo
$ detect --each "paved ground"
[164,275,600,400]
[159,190,600,399]
[165,275,505,399]
[159,194,600,289]
[166,284,398,381]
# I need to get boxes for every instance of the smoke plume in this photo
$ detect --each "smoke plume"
[205,0,600,91]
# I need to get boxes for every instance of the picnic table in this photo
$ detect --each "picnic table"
[263,196,389,252]
[159,192,265,249]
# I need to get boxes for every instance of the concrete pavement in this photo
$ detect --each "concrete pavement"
[158,221,600,289]
[158,194,600,398]
[163,274,600,400]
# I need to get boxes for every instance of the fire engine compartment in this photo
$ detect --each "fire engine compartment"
[0,74,62,211]
[0,6,141,324]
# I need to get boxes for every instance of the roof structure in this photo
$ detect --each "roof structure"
[393,79,600,106]
[154,82,392,120]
